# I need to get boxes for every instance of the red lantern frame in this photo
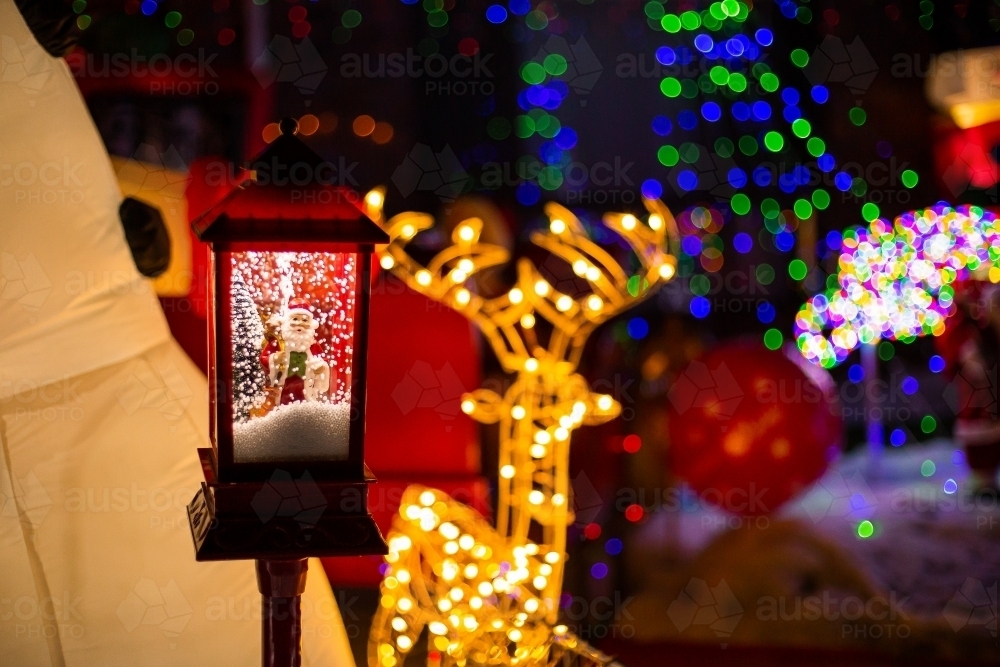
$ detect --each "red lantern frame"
[191,119,389,485]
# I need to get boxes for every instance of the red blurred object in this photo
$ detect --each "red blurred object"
[362,275,482,476]
[667,341,841,516]
[933,118,1000,197]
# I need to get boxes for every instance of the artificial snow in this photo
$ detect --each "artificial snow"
[234,400,351,462]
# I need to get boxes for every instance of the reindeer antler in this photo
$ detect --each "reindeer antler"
[375,197,678,375]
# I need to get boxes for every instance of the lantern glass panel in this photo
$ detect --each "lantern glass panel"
[229,250,357,463]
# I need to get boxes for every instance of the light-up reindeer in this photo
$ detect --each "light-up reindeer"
[365,194,678,667]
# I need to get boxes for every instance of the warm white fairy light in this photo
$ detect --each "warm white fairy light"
[370,199,677,666]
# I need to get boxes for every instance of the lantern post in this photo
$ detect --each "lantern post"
[186,118,388,667]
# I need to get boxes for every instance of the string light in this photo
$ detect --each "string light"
[795,205,1000,367]
[645,0,924,347]
[369,198,677,665]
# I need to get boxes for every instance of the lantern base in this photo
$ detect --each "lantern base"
[187,449,388,561]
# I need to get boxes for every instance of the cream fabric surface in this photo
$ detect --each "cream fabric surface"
[0,1,355,664]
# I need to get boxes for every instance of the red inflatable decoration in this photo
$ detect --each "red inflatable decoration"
[667,340,842,516]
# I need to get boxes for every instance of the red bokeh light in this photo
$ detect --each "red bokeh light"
[624,504,644,522]
[583,522,602,540]
[458,38,479,56]
[217,28,236,46]
[623,434,642,454]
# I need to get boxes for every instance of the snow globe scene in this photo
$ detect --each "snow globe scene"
[230,251,356,462]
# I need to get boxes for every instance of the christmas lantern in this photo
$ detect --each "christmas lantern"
[185,118,388,666]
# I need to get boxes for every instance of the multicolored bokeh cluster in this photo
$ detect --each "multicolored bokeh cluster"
[795,205,1000,368]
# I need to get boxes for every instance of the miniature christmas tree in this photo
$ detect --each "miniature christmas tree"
[231,269,267,423]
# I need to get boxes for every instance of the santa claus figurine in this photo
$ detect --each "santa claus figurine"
[266,298,332,404]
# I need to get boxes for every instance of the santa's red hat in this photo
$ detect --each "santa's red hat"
[286,298,312,316]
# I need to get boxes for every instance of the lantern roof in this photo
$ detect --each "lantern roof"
[192,118,389,245]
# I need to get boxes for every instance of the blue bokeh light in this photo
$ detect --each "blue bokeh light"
[690,296,711,318]
[757,301,776,324]
[929,355,945,373]
[485,4,508,23]
[811,85,829,104]
[627,317,649,340]
[733,232,753,253]
[681,235,702,256]
[752,101,772,121]
[652,115,672,136]
[641,179,663,199]
[693,34,714,53]
[753,166,772,187]
[656,46,676,66]
[509,0,530,15]
[677,170,699,191]
[516,181,540,206]
[728,167,747,188]
[783,106,801,123]
[590,562,609,579]
[554,127,578,150]
[678,110,698,130]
